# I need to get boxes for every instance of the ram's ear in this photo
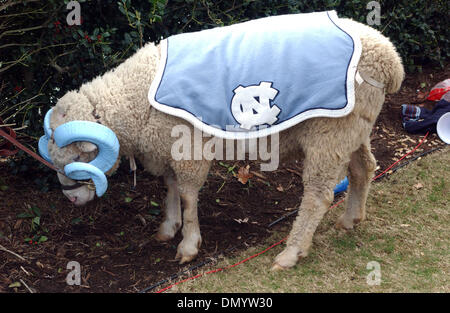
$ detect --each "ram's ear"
[76,141,98,153]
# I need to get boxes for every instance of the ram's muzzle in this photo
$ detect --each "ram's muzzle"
[38,108,120,197]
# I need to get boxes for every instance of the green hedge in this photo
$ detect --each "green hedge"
[0,0,448,139]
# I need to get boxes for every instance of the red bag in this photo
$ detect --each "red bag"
[427,79,450,101]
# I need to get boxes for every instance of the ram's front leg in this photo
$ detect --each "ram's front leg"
[175,187,202,264]
[172,156,211,264]
[156,173,181,241]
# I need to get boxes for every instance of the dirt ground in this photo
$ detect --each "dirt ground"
[0,64,448,293]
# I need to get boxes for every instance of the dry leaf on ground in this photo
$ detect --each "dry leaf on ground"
[236,165,253,184]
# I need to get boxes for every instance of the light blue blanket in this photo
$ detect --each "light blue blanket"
[148,11,361,139]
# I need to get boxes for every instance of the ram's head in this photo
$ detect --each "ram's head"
[39,107,120,206]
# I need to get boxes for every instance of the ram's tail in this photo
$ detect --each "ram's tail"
[384,44,405,94]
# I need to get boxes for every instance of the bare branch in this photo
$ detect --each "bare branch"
[0,123,16,127]
[48,49,76,73]
[12,125,28,131]
[19,279,35,293]
[49,61,69,74]
[0,0,40,12]
[0,244,27,261]
[0,42,39,49]
[0,42,77,73]
[0,24,46,39]
[0,7,47,18]
[0,93,42,118]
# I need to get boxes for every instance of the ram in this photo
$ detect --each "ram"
[38,12,404,270]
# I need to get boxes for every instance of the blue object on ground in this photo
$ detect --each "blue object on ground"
[334,176,349,194]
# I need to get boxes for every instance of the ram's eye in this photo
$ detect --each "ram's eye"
[73,155,80,162]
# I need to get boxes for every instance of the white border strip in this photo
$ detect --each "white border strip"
[148,11,362,140]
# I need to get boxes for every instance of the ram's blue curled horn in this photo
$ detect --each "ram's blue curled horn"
[43,108,53,138]
[64,162,108,197]
[38,135,52,163]
[38,108,54,163]
[37,108,119,197]
[53,120,120,174]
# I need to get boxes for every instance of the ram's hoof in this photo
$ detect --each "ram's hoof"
[175,252,197,264]
[271,262,288,271]
[336,215,362,231]
[156,221,180,242]
[175,236,201,264]
[155,232,173,242]
[335,220,353,231]
[273,247,306,270]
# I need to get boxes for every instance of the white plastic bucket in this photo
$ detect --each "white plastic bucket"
[437,112,450,144]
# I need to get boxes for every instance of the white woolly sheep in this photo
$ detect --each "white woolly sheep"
[42,15,404,270]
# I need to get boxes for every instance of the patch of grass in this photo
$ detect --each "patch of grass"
[331,235,359,253]
[428,178,446,203]
[172,147,449,293]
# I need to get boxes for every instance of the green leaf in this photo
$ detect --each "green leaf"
[0,185,8,191]
[38,236,48,243]
[17,212,33,219]
[118,4,126,15]
[32,216,40,226]
[150,201,159,207]
[102,45,112,54]
[31,206,41,217]
[9,282,21,288]
[124,197,133,203]
[124,32,132,44]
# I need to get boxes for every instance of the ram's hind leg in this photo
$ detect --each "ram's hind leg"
[156,173,182,241]
[273,152,346,270]
[336,142,376,230]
